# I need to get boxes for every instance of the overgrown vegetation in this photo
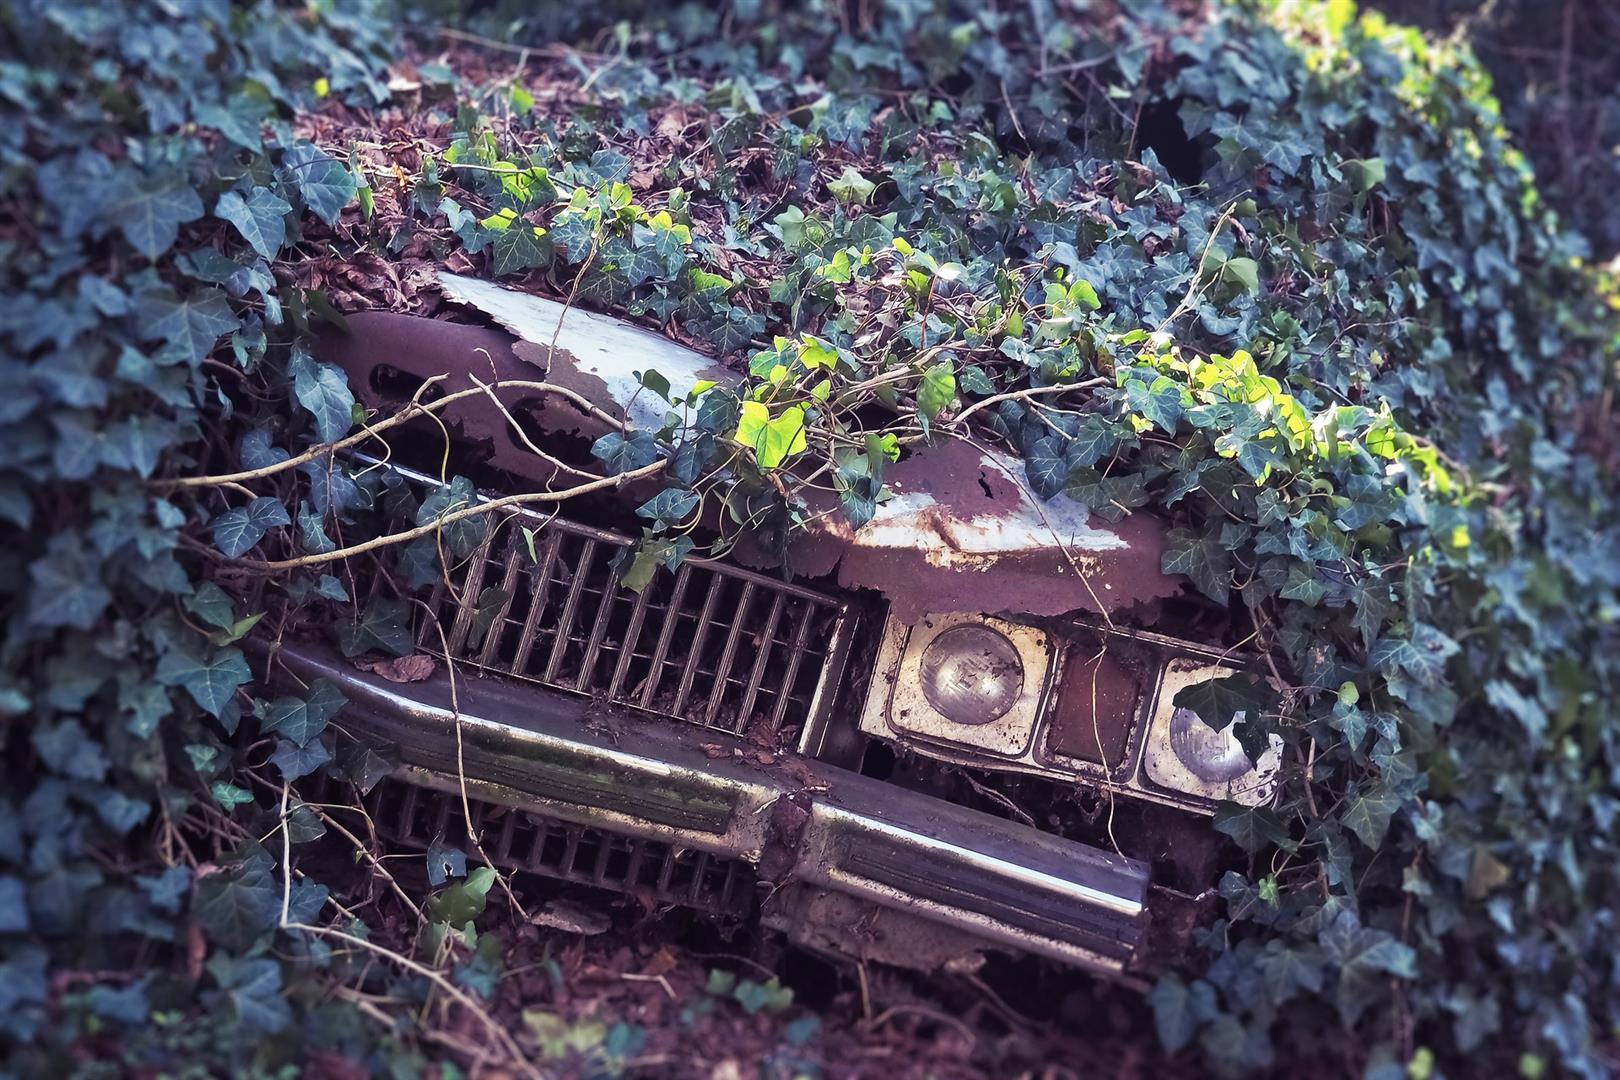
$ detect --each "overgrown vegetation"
[2,0,1617,1077]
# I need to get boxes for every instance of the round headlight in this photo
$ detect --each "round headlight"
[1168,707,1254,783]
[919,624,1024,726]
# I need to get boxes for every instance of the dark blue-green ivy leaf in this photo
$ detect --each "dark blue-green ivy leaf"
[214,187,291,261]
[281,142,357,225]
[136,286,239,365]
[111,169,203,259]
[210,496,290,557]
[291,350,356,444]
[155,646,250,719]
[592,429,660,475]
[207,955,291,1034]
[27,538,110,629]
[1161,526,1233,605]
[269,736,332,782]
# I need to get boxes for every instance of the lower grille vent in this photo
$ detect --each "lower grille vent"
[350,775,755,916]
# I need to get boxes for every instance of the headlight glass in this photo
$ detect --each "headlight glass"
[919,624,1024,725]
[1167,706,1255,783]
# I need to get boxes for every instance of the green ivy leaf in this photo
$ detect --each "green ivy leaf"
[136,286,240,365]
[1212,802,1293,853]
[210,496,291,557]
[261,679,345,747]
[1341,782,1403,849]
[1173,672,1274,734]
[827,166,876,204]
[636,488,700,529]
[426,865,497,930]
[155,646,251,719]
[1162,527,1233,605]
[281,142,357,224]
[290,351,356,444]
[917,361,956,420]
[112,170,204,259]
[214,188,292,261]
[591,430,660,475]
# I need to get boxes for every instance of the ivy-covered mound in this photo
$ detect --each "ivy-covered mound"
[3,0,1619,1077]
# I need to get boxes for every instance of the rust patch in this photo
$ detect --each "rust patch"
[1048,648,1140,766]
[315,309,601,487]
[795,440,1180,622]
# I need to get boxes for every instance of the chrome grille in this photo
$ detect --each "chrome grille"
[362,776,754,916]
[422,504,852,737]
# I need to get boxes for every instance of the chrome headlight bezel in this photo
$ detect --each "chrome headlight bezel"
[858,613,1055,759]
[856,611,1284,813]
[1138,659,1282,807]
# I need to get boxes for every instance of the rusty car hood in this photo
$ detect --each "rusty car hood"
[318,273,1182,622]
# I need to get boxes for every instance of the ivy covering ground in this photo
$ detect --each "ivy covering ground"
[2,0,1619,1077]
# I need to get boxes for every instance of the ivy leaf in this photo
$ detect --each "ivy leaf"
[1126,374,1187,433]
[112,170,204,259]
[1173,672,1275,734]
[291,351,356,444]
[27,539,110,629]
[415,476,487,560]
[261,679,345,747]
[214,188,291,261]
[155,647,251,719]
[1211,801,1292,853]
[207,956,291,1035]
[1320,910,1416,1024]
[269,736,332,782]
[1341,782,1403,848]
[136,286,240,365]
[281,142,357,224]
[338,740,398,795]
[733,401,807,469]
[1162,527,1233,605]
[338,596,413,657]
[1222,257,1261,295]
[1025,436,1068,499]
[194,863,279,950]
[591,430,660,475]
[636,488,700,529]
[426,838,467,886]
[488,222,552,276]
[828,166,877,204]
[1146,975,1208,1053]
[917,361,956,420]
[211,497,290,557]
[1258,941,1326,1006]
[1066,414,1121,469]
[426,866,497,930]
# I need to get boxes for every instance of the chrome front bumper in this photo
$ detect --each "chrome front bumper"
[272,642,1151,975]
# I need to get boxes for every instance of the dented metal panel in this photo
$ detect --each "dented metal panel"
[435,271,738,434]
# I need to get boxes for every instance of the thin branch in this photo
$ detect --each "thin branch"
[172,378,624,489]
[230,458,667,571]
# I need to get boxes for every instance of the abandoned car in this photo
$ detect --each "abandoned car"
[271,272,1283,985]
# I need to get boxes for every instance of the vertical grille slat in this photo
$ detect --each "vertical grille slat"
[476,543,526,667]
[672,574,727,715]
[771,602,821,731]
[445,528,500,654]
[543,538,599,684]
[606,583,656,700]
[704,581,755,727]
[510,531,563,675]
[406,480,849,737]
[736,591,787,733]
[639,564,693,710]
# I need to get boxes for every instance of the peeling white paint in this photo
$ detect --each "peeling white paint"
[853,450,1130,561]
[437,272,730,434]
